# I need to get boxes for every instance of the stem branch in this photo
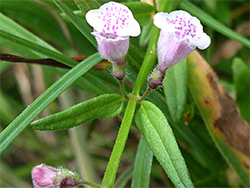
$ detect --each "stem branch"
[118,80,128,99]
[80,180,101,188]
[138,88,151,103]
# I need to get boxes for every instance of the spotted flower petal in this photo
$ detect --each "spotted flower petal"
[86,1,140,37]
[154,11,210,50]
[86,1,140,79]
[148,10,211,89]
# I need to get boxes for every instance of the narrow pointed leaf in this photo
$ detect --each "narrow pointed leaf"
[53,0,96,48]
[31,94,124,131]
[132,136,153,188]
[187,50,250,186]
[0,12,57,51]
[135,101,194,188]
[0,30,77,67]
[0,53,102,154]
[163,58,188,122]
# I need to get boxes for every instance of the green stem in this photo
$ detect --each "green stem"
[138,88,151,103]
[101,97,137,188]
[119,80,128,99]
[80,179,101,188]
[132,26,160,96]
[101,23,160,188]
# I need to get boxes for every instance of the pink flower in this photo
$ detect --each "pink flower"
[86,1,140,79]
[148,10,211,89]
[32,164,57,188]
[31,164,80,188]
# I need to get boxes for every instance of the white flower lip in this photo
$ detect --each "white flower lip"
[153,10,211,50]
[86,1,141,37]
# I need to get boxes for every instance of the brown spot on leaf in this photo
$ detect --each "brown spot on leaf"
[190,51,250,159]
[243,162,250,170]
[204,59,250,157]
[204,97,209,105]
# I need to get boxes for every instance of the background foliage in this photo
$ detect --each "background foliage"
[0,0,249,187]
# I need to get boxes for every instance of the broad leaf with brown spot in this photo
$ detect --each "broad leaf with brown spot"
[187,50,250,186]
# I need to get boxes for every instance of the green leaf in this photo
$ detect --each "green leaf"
[61,10,84,22]
[148,92,218,171]
[232,58,250,124]
[0,12,57,52]
[158,0,181,12]
[180,1,250,48]
[0,12,59,59]
[53,0,96,48]
[31,94,124,131]
[131,136,153,188]
[0,53,102,154]
[122,2,155,26]
[0,1,70,48]
[61,2,155,27]
[0,30,77,67]
[163,58,188,122]
[139,21,153,47]
[135,101,194,188]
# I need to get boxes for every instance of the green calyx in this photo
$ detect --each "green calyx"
[112,64,126,80]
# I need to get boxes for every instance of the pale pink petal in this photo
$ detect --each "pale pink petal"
[32,164,57,188]
[153,10,210,50]
[31,164,81,188]
[149,10,211,89]
[92,32,129,65]
[86,1,140,37]
[156,31,194,73]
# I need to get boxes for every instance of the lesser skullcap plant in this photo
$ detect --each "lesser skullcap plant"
[0,0,249,188]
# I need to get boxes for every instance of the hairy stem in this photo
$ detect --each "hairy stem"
[119,80,128,99]
[138,88,152,103]
[101,97,137,188]
[132,26,160,96]
[80,179,101,188]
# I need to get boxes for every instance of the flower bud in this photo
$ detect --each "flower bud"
[31,164,81,188]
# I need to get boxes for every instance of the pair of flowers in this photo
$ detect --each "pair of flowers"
[86,1,211,88]
[31,3,211,188]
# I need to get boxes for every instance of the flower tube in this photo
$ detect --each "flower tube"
[148,10,211,89]
[86,1,140,80]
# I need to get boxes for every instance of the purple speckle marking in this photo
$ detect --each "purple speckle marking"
[175,31,180,36]
[164,14,200,42]
[97,3,133,36]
